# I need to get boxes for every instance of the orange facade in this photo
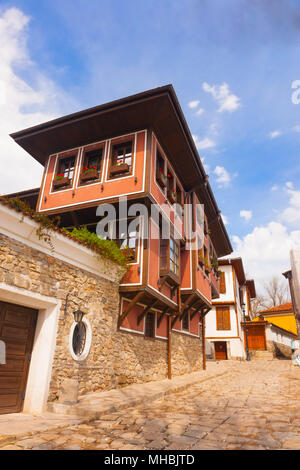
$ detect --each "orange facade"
[36,127,221,340]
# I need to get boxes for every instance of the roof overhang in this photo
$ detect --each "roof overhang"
[245,279,256,299]
[10,85,232,257]
[218,257,246,285]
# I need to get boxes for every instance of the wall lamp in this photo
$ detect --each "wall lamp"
[73,309,86,324]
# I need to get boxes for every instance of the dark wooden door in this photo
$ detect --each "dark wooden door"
[246,325,266,351]
[214,341,227,360]
[0,301,37,414]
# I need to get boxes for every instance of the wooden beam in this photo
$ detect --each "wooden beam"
[137,299,159,325]
[157,307,169,328]
[158,276,168,292]
[118,292,144,327]
[171,314,179,329]
[179,296,199,321]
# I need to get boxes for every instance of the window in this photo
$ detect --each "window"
[182,312,189,331]
[216,306,231,330]
[104,218,139,262]
[160,237,180,278]
[166,168,175,204]
[197,235,205,267]
[109,141,132,178]
[156,150,166,189]
[219,271,226,294]
[145,312,155,338]
[53,156,75,190]
[80,148,103,184]
[169,237,180,276]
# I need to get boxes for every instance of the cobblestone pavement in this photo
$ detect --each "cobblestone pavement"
[1,360,300,450]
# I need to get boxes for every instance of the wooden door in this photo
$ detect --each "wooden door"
[246,325,266,351]
[0,301,37,414]
[214,341,227,360]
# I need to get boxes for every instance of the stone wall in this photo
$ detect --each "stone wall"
[0,231,203,405]
[267,340,292,359]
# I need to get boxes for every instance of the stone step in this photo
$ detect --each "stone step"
[251,350,274,360]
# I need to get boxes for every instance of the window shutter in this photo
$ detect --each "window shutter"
[216,306,231,330]
[145,313,155,338]
[219,271,226,294]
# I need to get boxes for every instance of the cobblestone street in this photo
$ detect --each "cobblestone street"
[1,360,300,450]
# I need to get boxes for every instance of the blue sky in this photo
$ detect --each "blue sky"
[1,0,300,289]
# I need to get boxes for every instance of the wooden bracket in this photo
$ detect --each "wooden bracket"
[157,307,169,328]
[137,299,158,325]
[118,292,144,327]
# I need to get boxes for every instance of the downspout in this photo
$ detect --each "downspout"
[168,316,172,379]
[202,311,206,370]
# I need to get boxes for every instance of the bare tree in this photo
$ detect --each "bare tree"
[251,276,291,317]
[263,276,290,307]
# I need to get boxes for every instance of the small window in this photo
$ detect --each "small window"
[53,156,75,190]
[160,237,180,277]
[80,148,103,184]
[109,141,132,178]
[182,312,189,331]
[166,169,175,204]
[216,306,231,330]
[219,271,226,294]
[156,150,166,189]
[170,237,180,276]
[145,312,155,338]
[106,218,139,262]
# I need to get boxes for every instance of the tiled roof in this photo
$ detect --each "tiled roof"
[259,303,293,315]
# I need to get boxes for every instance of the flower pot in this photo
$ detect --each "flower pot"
[53,177,70,189]
[110,163,130,177]
[80,169,99,182]
[167,190,177,204]
[156,170,167,188]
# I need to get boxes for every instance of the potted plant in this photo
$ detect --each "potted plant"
[80,165,99,182]
[53,173,70,189]
[167,189,177,204]
[212,256,219,273]
[198,252,205,267]
[205,260,211,275]
[156,167,167,188]
[110,160,130,176]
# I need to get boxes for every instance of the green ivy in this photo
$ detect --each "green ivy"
[62,226,130,268]
[1,197,129,269]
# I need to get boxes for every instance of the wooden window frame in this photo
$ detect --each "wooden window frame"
[144,312,156,339]
[166,168,176,204]
[108,139,134,179]
[79,145,104,186]
[53,153,76,191]
[182,311,189,331]
[219,271,226,294]
[159,235,180,285]
[156,149,167,190]
[106,217,139,263]
[216,306,231,331]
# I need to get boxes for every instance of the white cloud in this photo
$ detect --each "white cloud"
[202,81,241,113]
[213,165,231,187]
[240,210,252,221]
[268,130,282,139]
[188,100,200,109]
[192,134,216,150]
[232,222,300,288]
[195,107,204,116]
[271,185,278,191]
[280,186,300,225]
[0,7,76,194]
[221,214,229,225]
